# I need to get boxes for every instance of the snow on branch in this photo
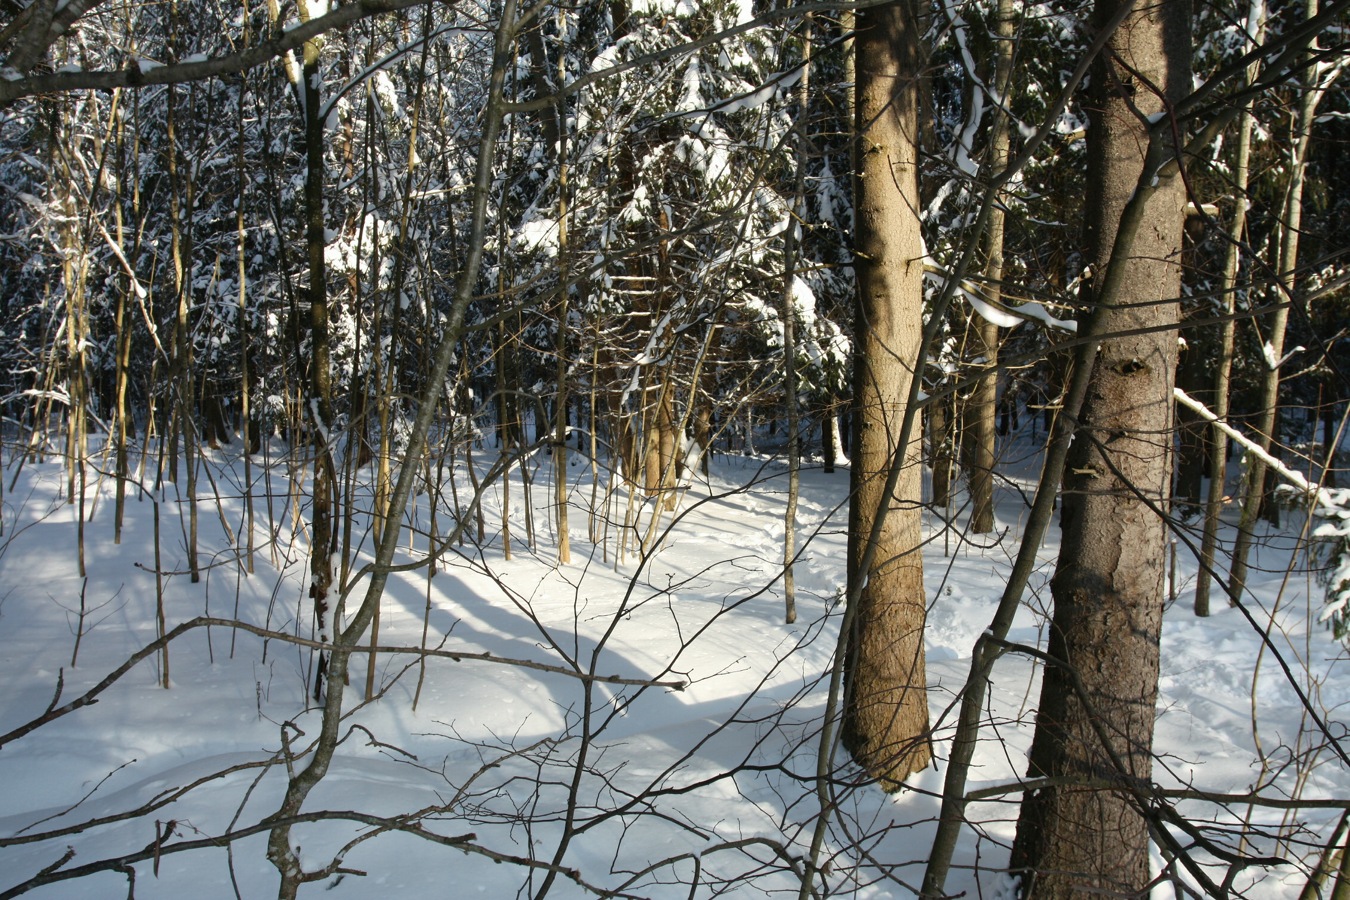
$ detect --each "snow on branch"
[922,262,1078,333]
[1174,388,1345,515]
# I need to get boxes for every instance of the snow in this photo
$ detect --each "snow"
[635,0,699,17]
[717,69,800,116]
[924,267,1079,333]
[515,216,559,257]
[0,430,1346,898]
[677,57,703,113]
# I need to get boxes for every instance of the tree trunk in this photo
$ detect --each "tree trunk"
[554,122,571,566]
[237,92,255,573]
[929,389,953,509]
[1173,330,1210,515]
[781,13,812,626]
[962,0,1013,536]
[165,79,200,583]
[1229,0,1323,597]
[841,0,932,789]
[1009,0,1189,894]
[298,0,336,704]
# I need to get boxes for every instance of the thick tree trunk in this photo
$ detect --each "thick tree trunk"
[842,0,931,789]
[1010,1,1189,895]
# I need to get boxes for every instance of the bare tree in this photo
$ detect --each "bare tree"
[1195,0,1265,616]
[962,0,1015,537]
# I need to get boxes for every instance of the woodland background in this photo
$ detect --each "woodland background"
[0,0,1348,897]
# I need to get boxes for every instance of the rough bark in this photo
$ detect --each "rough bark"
[841,0,931,789]
[1009,0,1189,895]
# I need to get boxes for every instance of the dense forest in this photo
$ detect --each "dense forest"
[0,0,1348,897]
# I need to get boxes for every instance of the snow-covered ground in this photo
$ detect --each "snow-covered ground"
[0,430,1345,898]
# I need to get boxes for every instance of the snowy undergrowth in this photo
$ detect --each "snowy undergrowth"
[0,433,1345,898]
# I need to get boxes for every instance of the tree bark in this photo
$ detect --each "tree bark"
[842,0,931,789]
[1009,0,1189,895]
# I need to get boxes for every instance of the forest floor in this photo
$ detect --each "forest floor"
[0,427,1345,898]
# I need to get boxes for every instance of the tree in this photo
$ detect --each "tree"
[296,0,339,701]
[1008,0,1190,894]
[1228,0,1336,597]
[962,0,1014,537]
[1195,0,1264,616]
[841,0,931,788]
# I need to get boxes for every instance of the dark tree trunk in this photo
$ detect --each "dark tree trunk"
[1174,331,1210,515]
[1009,1,1190,895]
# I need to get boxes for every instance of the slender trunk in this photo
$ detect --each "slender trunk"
[1230,0,1321,597]
[58,122,89,576]
[298,0,336,703]
[1194,0,1259,613]
[929,391,952,508]
[497,312,515,561]
[114,91,139,544]
[780,13,812,625]
[237,80,255,574]
[265,8,515,890]
[964,0,1013,535]
[554,134,571,565]
[166,78,200,583]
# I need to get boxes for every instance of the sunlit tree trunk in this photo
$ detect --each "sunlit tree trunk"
[235,78,255,574]
[842,0,932,788]
[165,72,201,583]
[113,88,139,545]
[963,0,1014,536]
